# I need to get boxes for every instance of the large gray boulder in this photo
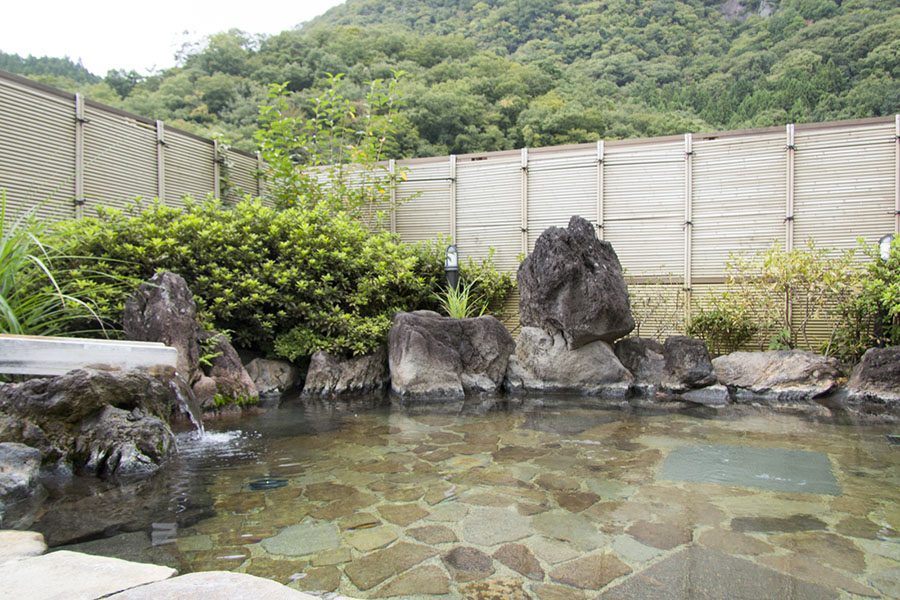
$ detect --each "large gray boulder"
[245,358,302,398]
[389,311,515,401]
[713,350,840,403]
[663,336,717,391]
[845,346,900,419]
[0,443,45,529]
[124,272,201,384]
[518,216,634,349]
[506,327,633,396]
[302,347,388,398]
[0,368,180,480]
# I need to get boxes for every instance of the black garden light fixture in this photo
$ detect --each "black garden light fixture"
[445,244,460,290]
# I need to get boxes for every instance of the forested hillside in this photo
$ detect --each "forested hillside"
[4,0,898,156]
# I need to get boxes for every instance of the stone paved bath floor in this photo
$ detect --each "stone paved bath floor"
[47,398,900,599]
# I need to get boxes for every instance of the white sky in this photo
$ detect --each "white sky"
[1,0,348,76]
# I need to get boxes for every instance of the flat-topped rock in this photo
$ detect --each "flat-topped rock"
[0,530,46,563]
[505,328,632,395]
[389,312,514,401]
[0,550,175,600]
[106,571,318,599]
[713,350,840,402]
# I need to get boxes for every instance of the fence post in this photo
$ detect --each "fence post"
[213,140,221,200]
[596,140,604,240]
[74,94,85,218]
[521,147,529,256]
[156,120,166,202]
[785,123,796,336]
[256,151,264,197]
[389,159,397,234]
[449,154,457,243]
[683,133,693,325]
[785,124,796,250]
[895,114,899,234]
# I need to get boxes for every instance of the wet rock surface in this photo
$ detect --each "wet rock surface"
[0,368,182,480]
[597,546,837,600]
[198,331,259,408]
[614,337,665,387]
[302,348,389,398]
[388,312,515,400]
[518,215,634,347]
[662,336,716,391]
[0,443,45,529]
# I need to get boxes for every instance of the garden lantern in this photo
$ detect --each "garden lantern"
[445,244,460,290]
[878,233,894,261]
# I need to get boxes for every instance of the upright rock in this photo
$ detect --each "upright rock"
[506,327,633,396]
[389,311,515,401]
[518,215,634,349]
[302,347,389,398]
[713,350,840,403]
[124,272,200,384]
[845,346,900,419]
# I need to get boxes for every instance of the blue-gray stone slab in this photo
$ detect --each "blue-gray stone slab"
[658,444,840,495]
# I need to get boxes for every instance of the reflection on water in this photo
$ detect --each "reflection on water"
[40,398,900,599]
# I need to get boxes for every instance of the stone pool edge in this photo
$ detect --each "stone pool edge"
[0,529,348,600]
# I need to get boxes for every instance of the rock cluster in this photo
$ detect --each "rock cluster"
[0,368,183,481]
[123,272,258,411]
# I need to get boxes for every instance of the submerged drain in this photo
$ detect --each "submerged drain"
[887,434,900,446]
[249,478,288,491]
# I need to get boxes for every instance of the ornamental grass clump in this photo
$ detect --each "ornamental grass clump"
[0,191,112,336]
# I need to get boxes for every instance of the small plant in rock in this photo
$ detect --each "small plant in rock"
[436,279,486,319]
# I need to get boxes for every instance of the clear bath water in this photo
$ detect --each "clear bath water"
[39,397,900,599]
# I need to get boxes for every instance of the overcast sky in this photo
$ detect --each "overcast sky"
[2,0,347,76]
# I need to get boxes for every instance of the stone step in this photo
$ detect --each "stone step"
[105,571,323,599]
[0,550,176,599]
[0,334,177,376]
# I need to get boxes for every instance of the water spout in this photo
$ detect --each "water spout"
[168,377,205,439]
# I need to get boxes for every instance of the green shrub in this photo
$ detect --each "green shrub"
[829,235,900,361]
[52,198,513,359]
[686,303,758,357]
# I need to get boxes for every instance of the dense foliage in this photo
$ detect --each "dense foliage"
[5,0,897,155]
[52,199,513,359]
[830,236,900,361]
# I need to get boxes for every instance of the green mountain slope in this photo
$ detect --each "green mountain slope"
[2,0,898,156]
